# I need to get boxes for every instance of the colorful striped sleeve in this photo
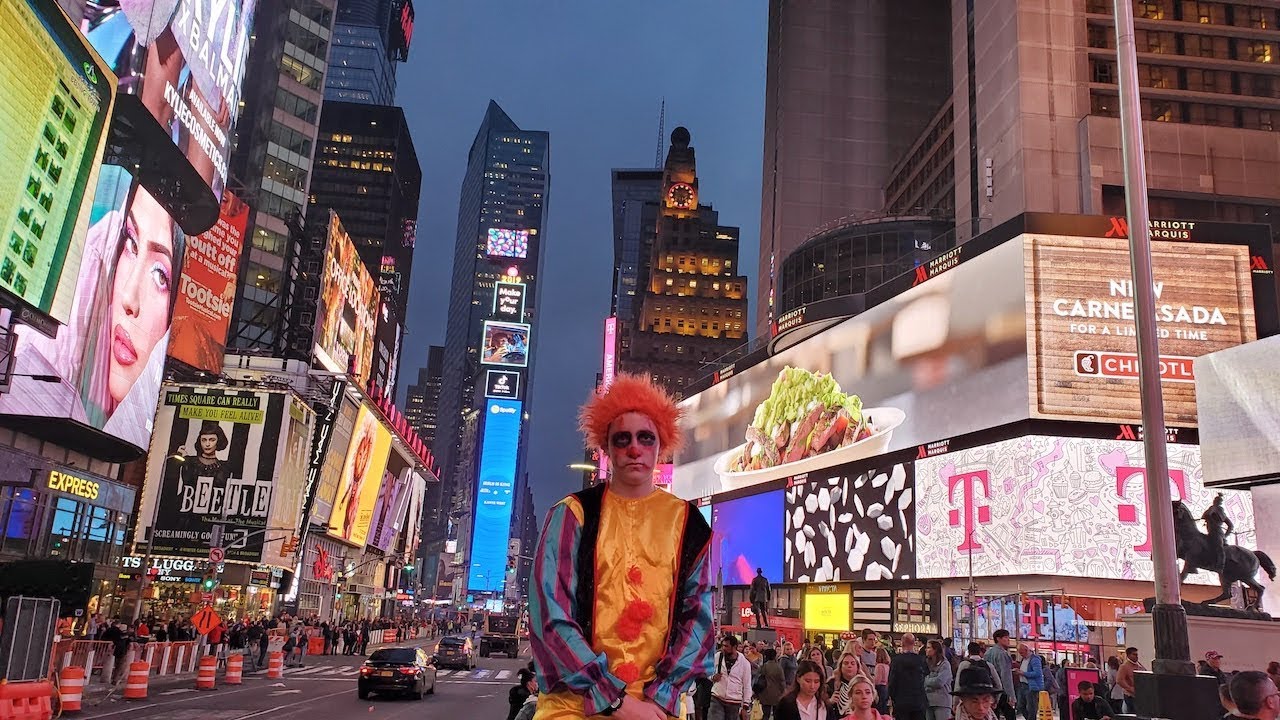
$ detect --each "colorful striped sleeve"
[643,543,715,716]
[528,497,625,715]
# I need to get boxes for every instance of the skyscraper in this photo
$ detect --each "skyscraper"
[308,102,421,393]
[228,0,341,355]
[609,168,664,372]
[757,0,952,337]
[619,127,748,399]
[404,346,444,450]
[325,0,414,105]
[433,101,549,600]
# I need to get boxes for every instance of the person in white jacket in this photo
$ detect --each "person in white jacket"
[709,635,753,720]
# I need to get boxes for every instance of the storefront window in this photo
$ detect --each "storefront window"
[48,496,80,558]
[2,487,40,555]
[84,506,111,564]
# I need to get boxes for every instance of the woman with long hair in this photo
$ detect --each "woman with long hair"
[846,676,891,720]
[924,639,955,720]
[827,650,869,714]
[873,646,892,714]
[807,646,833,681]
[775,660,839,720]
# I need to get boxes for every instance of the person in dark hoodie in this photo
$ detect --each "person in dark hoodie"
[508,669,536,720]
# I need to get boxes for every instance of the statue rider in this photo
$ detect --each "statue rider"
[1201,493,1235,570]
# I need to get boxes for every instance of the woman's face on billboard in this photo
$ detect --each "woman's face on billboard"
[109,188,174,405]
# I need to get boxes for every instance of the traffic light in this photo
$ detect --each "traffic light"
[201,569,219,592]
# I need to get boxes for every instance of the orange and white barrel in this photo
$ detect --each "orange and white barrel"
[224,653,243,685]
[196,655,217,690]
[266,651,283,679]
[123,661,150,700]
[59,665,85,712]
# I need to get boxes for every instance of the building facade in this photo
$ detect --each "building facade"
[620,128,748,398]
[228,0,340,354]
[609,168,664,376]
[404,346,444,450]
[433,101,549,604]
[757,0,953,337]
[951,0,1280,261]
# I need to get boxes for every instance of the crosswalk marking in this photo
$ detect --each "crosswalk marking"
[475,669,491,678]
[496,670,511,679]
[436,670,454,677]
[260,665,524,682]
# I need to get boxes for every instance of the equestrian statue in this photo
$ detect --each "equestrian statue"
[1173,496,1276,610]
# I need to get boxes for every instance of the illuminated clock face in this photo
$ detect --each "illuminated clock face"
[667,183,695,209]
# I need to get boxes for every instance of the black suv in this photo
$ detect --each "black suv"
[357,647,437,700]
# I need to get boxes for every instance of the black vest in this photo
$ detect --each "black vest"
[569,484,712,648]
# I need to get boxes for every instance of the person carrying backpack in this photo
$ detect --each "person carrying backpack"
[955,642,1000,696]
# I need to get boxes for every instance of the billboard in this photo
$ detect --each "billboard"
[80,0,257,195]
[784,458,916,583]
[311,395,359,529]
[602,316,617,389]
[141,387,288,562]
[674,237,1030,499]
[315,212,379,386]
[914,435,1254,585]
[713,489,784,584]
[481,321,530,367]
[803,586,851,633]
[486,228,528,259]
[1026,234,1255,426]
[327,405,392,547]
[0,166,187,453]
[484,370,520,400]
[673,222,1271,501]
[168,190,247,374]
[368,468,409,552]
[468,399,521,593]
[265,395,312,564]
[1,0,115,326]
[492,281,525,322]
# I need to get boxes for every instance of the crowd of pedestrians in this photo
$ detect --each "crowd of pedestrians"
[662,628,1280,720]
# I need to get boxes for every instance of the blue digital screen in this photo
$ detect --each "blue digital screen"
[713,490,783,585]
[468,399,522,594]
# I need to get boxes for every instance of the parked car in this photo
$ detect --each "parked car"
[357,647,437,700]
[434,635,476,670]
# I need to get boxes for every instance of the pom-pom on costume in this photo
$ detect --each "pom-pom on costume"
[529,374,714,719]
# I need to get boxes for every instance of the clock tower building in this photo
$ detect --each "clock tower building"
[621,127,749,399]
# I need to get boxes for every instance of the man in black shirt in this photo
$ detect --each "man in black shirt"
[887,633,930,720]
[1070,681,1114,720]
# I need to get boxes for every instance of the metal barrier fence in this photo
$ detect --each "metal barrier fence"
[50,640,203,680]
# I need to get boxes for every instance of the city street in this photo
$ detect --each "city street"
[76,638,531,720]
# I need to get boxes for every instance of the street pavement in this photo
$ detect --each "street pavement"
[75,636,532,720]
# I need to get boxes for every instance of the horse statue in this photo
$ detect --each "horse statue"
[1172,500,1276,609]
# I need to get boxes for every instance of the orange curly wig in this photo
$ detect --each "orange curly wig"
[578,373,684,459]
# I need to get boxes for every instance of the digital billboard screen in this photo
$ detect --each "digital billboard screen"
[315,212,380,386]
[481,321,530,368]
[785,458,916,583]
[914,435,1254,585]
[1025,234,1255,426]
[486,228,528,259]
[168,190,247,374]
[327,405,392,547]
[492,281,525,322]
[1,0,115,327]
[468,399,521,594]
[803,588,850,633]
[0,165,187,454]
[672,220,1272,501]
[369,468,409,552]
[139,387,288,563]
[713,489,783,584]
[79,0,256,196]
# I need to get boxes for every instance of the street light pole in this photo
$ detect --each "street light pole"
[1112,0,1193,678]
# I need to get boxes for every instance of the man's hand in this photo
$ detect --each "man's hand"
[610,696,665,720]
[738,706,750,720]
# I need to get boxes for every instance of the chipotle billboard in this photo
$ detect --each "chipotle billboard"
[1026,234,1256,426]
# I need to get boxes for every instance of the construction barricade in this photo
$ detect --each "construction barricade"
[196,656,217,690]
[123,662,149,700]
[224,654,242,685]
[0,679,53,720]
[58,666,85,713]
[266,652,283,679]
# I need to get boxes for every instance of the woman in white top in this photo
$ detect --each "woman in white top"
[776,660,840,720]
[1106,656,1124,704]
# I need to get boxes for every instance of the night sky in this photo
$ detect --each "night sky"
[397,1,767,515]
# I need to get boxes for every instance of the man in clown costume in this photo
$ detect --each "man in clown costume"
[529,373,714,720]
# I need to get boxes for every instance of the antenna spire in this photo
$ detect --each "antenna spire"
[655,98,665,168]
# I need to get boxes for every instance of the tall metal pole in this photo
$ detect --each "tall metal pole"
[1112,0,1193,676]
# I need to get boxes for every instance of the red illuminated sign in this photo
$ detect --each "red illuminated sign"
[1073,351,1196,383]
